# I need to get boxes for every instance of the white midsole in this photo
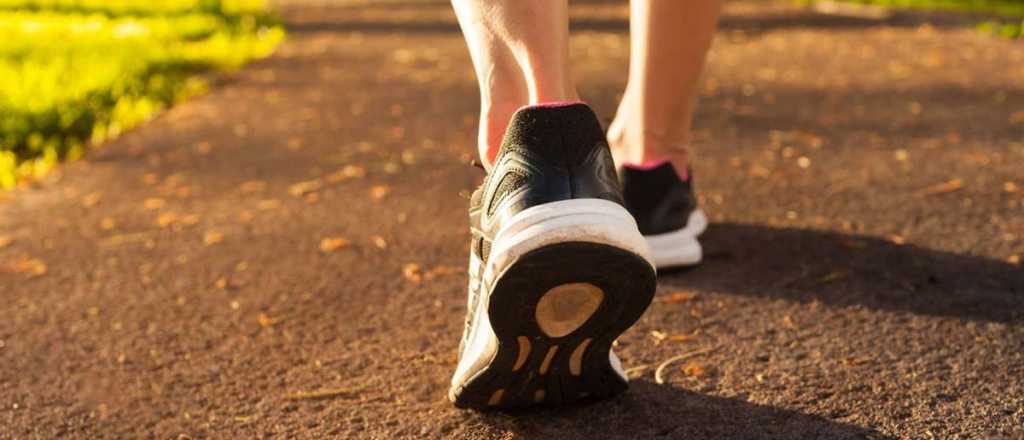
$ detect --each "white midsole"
[453,199,651,388]
[644,209,707,268]
[484,199,655,288]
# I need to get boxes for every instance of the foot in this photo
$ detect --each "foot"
[620,161,707,269]
[450,102,657,409]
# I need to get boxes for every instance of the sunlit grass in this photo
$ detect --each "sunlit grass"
[805,0,1024,38]
[0,0,284,188]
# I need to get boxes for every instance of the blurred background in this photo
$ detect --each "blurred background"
[1,1,1022,438]
[0,0,1021,189]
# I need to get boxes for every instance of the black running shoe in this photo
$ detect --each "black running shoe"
[620,162,707,269]
[450,102,657,409]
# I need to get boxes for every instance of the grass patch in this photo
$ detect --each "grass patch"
[0,0,284,189]
[805,0,1024,38]
[811,0,1023,16]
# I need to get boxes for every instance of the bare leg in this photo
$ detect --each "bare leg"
[452,0,578,168]
[608,0,721,173]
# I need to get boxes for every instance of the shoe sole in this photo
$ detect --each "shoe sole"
[450,200,657,409]
[645,209,708,269]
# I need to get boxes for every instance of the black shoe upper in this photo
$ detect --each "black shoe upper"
[473,103,625,253]
[462,103,624,357]
[619,162,697,235]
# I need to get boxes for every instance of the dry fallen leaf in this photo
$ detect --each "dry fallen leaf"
[660,291,699,304]
[370,185,391,200]
[257,312,280,328]
[403,263,423,283]
[424,265,460,280]
[320,237,351,253]
[175,186,194,199]
[915,178,963,197]
[83,192,102,207]
[100,233,150,248]
[100,218,117,230]
[238,210,255,222]
[203,231,224,246]
[1009,255,1021,265]
[240,180,267,193]
[215,277,229,289]
[0,236,12,248]
[257,199,282,210]
[370,235,388,249]
[5,258,47,278]
[782,315,796,329]
[1005,181,1019,193]
[289,179,323,197]
[681,361,706,377]
[841,356,872,366]
[156,212,178,228]
[1010,110,1024,124]
[325,165,366,183]
[180,214,200,226]
[654,347,716,384]
[143,198,166,210]
[194,141,212,155]
[650,330,668,343]
[667,333,696,343]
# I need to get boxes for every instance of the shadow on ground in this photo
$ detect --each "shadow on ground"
[475,381,890,439]
[662,223,1023,323]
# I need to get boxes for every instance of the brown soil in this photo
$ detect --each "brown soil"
[1,1,1022,438]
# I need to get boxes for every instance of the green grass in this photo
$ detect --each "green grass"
[0,0,284,188]
[815,0,1024,16]
[810,0,1024,38]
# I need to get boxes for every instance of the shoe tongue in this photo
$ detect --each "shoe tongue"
[497,102,606,167]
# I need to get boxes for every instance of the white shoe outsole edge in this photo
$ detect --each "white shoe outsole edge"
[644,209,708,269]
[452,199,654,390]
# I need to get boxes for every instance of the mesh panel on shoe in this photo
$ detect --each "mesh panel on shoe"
[486,170,528,216]
[479,238,491,264]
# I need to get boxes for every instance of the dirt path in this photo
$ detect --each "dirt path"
[2,1,1022,438]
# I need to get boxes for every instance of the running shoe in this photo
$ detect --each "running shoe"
[450,102,657,409]
[620,162,708,269]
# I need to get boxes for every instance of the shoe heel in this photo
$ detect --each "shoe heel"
[453,240,655,409]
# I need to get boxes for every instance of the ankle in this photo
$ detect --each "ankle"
[606,123,691,176]
[478,99,526,167]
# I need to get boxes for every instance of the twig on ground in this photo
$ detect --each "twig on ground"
[624,365,651,379]
[914,178,963,197]
[654,347,717,385]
